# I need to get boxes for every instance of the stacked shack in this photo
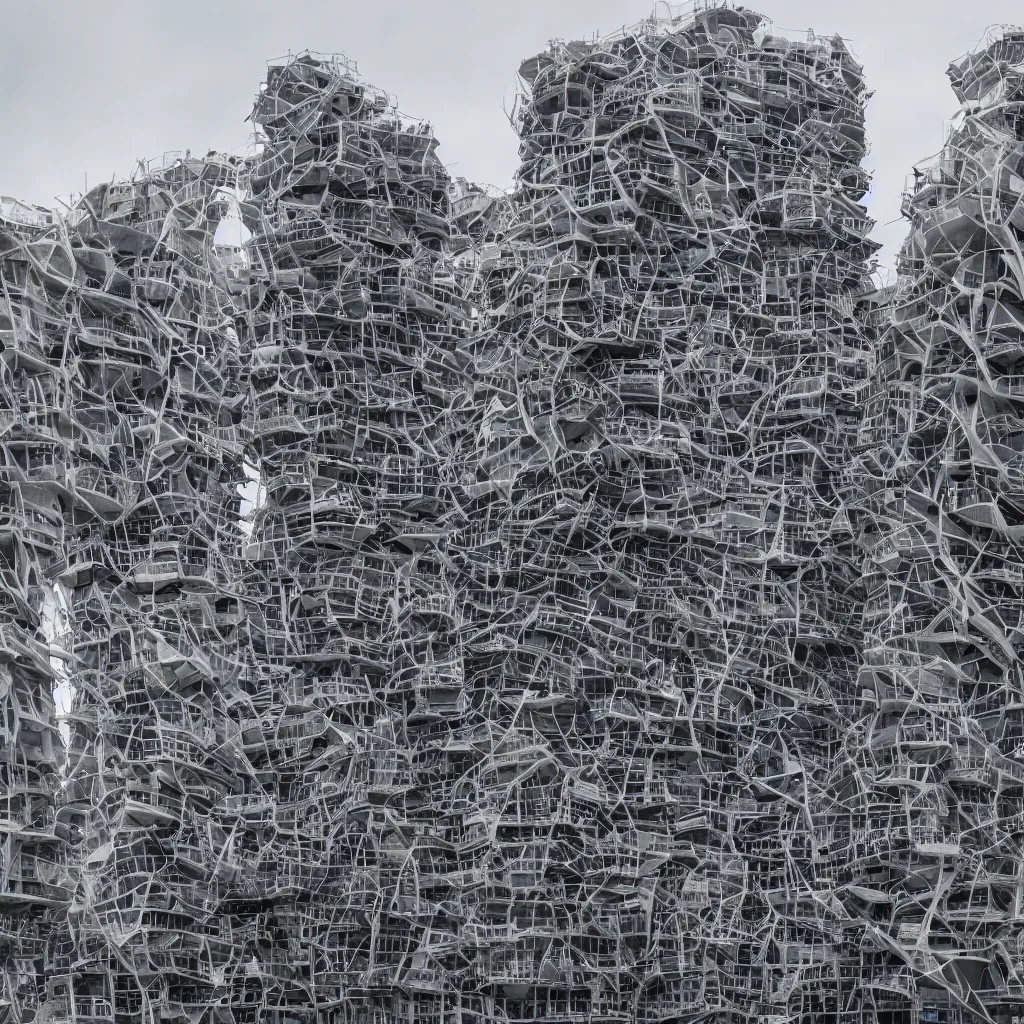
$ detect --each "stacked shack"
[12,7,1024,1024]
[462,6,876,1022]
[0,198,70,1024]
[236,52,473,1023]
[854,26,1024,1024]
[47,155,251,1024]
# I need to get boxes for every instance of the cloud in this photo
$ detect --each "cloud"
[2,0,1018,270]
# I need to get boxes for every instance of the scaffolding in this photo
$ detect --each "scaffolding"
[3,9,1024,1024]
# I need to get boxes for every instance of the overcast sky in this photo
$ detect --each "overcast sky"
[2,0,1021,271]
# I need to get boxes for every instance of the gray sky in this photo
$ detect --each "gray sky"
[2,0,1020,271]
